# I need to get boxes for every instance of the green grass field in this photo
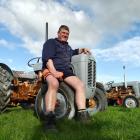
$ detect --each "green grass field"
[0,106,140,140]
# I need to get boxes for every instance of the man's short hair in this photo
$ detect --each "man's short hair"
[58,25,69,33]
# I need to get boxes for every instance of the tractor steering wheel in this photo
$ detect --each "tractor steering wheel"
[28,57,42,67]
[106,81,114,89]
[106,81,114,86]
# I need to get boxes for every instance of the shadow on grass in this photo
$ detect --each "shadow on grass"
[31,118,115,140]
[30,124,46,140]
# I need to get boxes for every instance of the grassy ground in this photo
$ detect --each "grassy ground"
[0,106,140,140]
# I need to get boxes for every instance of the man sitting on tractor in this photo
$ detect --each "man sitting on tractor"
[42,25,91,132]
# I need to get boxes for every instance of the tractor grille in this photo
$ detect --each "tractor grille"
[87,59,96,87]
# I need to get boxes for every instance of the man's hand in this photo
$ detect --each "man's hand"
[79,48,91,55]
[42,69,63,80]
[42,69,50,77]
[52,71,63,79]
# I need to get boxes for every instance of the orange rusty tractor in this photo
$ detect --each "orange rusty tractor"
[105,81,140,108]
[0,62,41,112]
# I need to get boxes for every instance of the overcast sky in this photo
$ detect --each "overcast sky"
[0,0,140,83]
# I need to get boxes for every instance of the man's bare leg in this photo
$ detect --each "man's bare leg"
[43,75,59,132]
[64,76,90,123]
[64,76,86,110]
[45,75,59,112]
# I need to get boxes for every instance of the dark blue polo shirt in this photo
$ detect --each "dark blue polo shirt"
[42,38,79,71]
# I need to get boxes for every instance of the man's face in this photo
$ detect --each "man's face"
[57,29,69,42]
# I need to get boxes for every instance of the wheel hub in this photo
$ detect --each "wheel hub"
[55,92,67,118]
[88,98,96,108]
[125,98,137,108]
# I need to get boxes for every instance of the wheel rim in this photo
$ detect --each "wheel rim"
[87,97,99,115]
[55,92,67,118]
[125,98,137,108]
[40,92,68,119]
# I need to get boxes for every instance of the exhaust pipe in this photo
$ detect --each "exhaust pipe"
[45,22,48,41]
[123,65,127,88]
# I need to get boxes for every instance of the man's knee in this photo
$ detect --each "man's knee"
[50,80,59,89]
[47,78,59,89]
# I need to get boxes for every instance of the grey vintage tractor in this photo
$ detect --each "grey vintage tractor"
[32,53,108,120]
[105,81,140,108]
[0,53,107,120]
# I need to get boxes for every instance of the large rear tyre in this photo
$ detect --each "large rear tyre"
[0,63,14,113]
[96,82,108,111]
[87,87,108,116]
[123,95,139,108]
[35,82,75,120]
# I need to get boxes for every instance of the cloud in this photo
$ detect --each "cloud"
[93,36,140,67]
[22,38,42,56]
[67,0,140,34]
[0,0,140,61]
[0,0,102,56]
[0,39,7,46]
[0,38,18,49]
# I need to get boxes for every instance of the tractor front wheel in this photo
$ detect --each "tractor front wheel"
[87,87,108,116]
[35,82,75,120]
[123,95,139,108]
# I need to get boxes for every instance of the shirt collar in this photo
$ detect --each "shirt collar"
[55,38,68,45]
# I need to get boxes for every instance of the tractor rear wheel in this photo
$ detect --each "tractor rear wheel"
[0,63,14,113]
[35,82,75,120]
[123,95,139,108]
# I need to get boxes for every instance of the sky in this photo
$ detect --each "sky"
[0,0,140,83]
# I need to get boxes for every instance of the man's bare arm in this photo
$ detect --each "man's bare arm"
[47,59,63,78]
